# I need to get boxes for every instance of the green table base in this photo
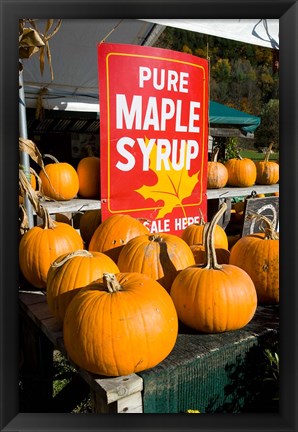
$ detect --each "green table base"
[139,306,279,413]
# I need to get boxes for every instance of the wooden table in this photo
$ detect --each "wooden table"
[19,289,279,414]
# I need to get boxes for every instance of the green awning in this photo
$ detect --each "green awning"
[209,101,261,134]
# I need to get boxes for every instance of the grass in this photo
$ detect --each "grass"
[240,149,279,161]
[53,350,92,413]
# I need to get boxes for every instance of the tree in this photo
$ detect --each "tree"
[254,99,279,150]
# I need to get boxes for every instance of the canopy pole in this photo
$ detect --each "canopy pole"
[19,67,34,228]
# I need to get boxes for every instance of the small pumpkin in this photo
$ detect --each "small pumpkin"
[77,147,100,198]
[190,242,230,265]
[182,209,228,250]
[170,203,257,333]
[225,153,257,187]
[55,213,72,225]
[88,214,149,262]
[117,233,195,292]
[19,207,84,288]
[207,147,228,189]
[63,272,178,376]
[229,213,279,304]
[255,144,279,185]
[47,250,119,324]
[39,154,79,201]
[79,209,102,248]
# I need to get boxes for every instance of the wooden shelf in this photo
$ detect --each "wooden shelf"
[38,198,101,214]
[206,184,279,199]
[36,185,279,215]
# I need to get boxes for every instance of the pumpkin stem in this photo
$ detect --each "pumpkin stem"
[103,273,122,293]
[204,202,227,270]
[236,150,243,160]
[246,212,279,240]
[43,153,60,164]
[212,147,220,163]
[86,145,94,157]
[51,250,93,268]
[264,143,273,162]
[198,208,205,225]
[42,206,57,229]
[201,222,209,247]
[149,234,162,242]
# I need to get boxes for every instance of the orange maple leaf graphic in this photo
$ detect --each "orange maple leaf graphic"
[135,139,200,219]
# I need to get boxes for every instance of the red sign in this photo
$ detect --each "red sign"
[98,43,208,236]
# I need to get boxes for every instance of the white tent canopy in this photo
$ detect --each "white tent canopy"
[141,19,279,50]
[22,18,279,113]
[22,19,157,112]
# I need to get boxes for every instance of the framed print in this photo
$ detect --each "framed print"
[1,1,297,431]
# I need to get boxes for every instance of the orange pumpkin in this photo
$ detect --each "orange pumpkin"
[19,208,84,288]
[170,203,257,333]
[255,144,279,185]
[39,154,79,201]
[77,156,100,199]
[225,154,257,187]
[182,210,228,250]
[63,272,178,376]
[229,214,279,304]
[55,213,72,225]
[30,173,36,190]
[88,214,149,262]
[190,243,230,265]
[79,209,102,248]
[207,148,228,189]
[117,233,195,292]
[47,250,119,324]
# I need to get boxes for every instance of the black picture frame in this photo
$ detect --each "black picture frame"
[1,1,297,431]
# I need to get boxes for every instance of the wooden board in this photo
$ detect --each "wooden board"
[206,184,279,200]
[31,185,279,216]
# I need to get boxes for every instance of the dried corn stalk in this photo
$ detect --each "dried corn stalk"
[19,19,62,80]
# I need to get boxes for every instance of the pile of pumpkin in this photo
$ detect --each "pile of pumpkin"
[207,144,279,189]
[19,195,279,378]
[19,145,100,204]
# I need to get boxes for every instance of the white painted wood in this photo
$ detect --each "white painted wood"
[95,374,143,404]
[34,185,278,217]
[37,198,101,214]
[117,391,143,413]
[206,184,279,199]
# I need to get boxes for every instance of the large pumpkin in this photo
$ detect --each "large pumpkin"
[39,154,79,201]
[170,203,257,333]
[79,209,102,248]
[47,250,119,324]
[19,208,84,288]
[88,214,149,262]
[117,233,195,292]
[77,155,100,199]
[63,272,178,376]
[207,148,228,189]
[225,154,257,187]
[229,213,279,304]
[182,210,228,250]
[255,144,279,185]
